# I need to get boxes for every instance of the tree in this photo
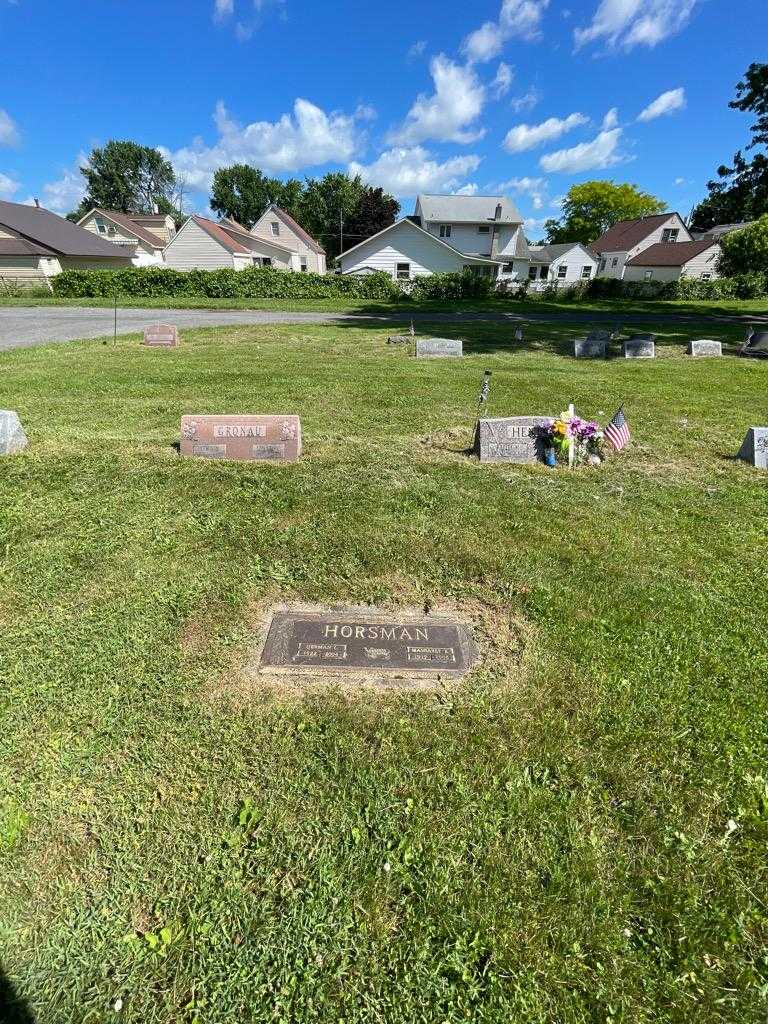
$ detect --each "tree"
[718,213,768,275]
[71,141,177,219]
[544,180,667,244]
[210,164,303,229]
[339,187,399,254]
[691,62,768,231]
[297,173,366,260]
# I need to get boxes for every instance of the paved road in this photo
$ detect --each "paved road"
[0,304,765,351]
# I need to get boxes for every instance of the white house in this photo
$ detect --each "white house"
[164,215,298,271]
[592,213,692,280]
[77,208,171,266]
[338,193,530,283]
[250,204,326,274]
[623,240,721,282]
[526,243,598,289]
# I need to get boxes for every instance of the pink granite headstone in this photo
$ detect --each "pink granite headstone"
[143,323,180,347]
[180,414,302,462]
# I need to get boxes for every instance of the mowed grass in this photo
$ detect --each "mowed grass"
[0,321,767,1023]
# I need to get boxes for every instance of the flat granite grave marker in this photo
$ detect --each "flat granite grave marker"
[144,323,180,347]
[740,330,768,359]
[623,335,656,359]
[415,338,463,358]
[180,414,301,462]
[476,415,551,464]
[574,331,609,358]
[0,410,28,454]
[736,427,768,470]
[259,607,477,683]
[688,339,722,357]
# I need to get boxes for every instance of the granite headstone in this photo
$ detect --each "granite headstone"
[180,414,301,462]
[688,339,722,357]
[144,323,180,347]
[574,331,609,358]
[623,335,656,359]
[740,330,768,359]
[476,415,551,464]
[415,338,463,358]
[0,410,28,454]
[736,427,768,470]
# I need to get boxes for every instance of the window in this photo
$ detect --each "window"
[300,257,308,272]
[262,257,272,267]
[701,272,712,281]
[270,221,280,236]
[539,266,549,279]
[599,258,606,272]
[94,216,107,234]
[557,265,568,279]
[528,266,538,280]
[661,228,679,243]
[477,225,491,234]
[581,266,592,279]
[396,262,411,280]
[439,224,452,238]
[611,257,618,268]
[644,270,653,281]
[502,262,514,273]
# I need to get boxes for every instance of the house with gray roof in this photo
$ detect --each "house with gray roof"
[0,198,133,289]
[527,242,598,289]
[338,193,531,284]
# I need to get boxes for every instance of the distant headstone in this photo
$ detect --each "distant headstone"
[0,410,27,454]
[514,326,524,343]
[387,334,412,345]
[259,607,477,682]
[144,323,180,347]
[736,427,768,470]
[688,339,722,357]
[623,335,656,359]
[574,332,608,358]
[180,414,301,462]
[415,338,463,358]
[476,415,551,464]
[740,330,768,359]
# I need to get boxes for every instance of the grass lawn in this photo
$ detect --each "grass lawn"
[0,293,766,319]
[1,320,767,1023]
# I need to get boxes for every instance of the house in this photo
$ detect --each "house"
[337,193,530,283]
[526,243,598,289]
[692,221,754,241]
[250,204,326,274]
[0,198,134,288]
[163,215,298,271]
[623,240,721,282]
[592,213,692,279]
[77,208,172,266]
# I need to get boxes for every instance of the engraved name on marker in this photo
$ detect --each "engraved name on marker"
[180,415,301,462]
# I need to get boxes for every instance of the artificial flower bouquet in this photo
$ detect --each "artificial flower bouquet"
[537,411,604,465]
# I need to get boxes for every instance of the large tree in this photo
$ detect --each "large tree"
[717,213,768,276]
[691,62,768,232]
[338,186,399,255]
[70,140,177,219]
[297,173,366,259]
[210,165,303,228]
[544,180,667,244]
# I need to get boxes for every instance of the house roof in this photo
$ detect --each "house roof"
[130,213,173,223]
[220,216,251,234]
[84,209,166,250]
[0,199,133,258]
[190,215,253,255]
[693,221,753,240]
[416,193,523,225]
[626,240,718,267]
[529,242,593,264]
[261,205,326,255]
[591,214,678,254]
[217,218,296,256]
[338,217,501,265]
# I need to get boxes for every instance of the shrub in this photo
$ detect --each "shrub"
[408,270,496,301]
[718,215,768,276]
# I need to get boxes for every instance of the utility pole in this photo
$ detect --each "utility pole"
[339,209,344,255]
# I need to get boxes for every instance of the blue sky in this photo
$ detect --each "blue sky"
[0,0,765,233]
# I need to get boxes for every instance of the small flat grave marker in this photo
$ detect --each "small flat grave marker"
[180,414,301,462]
[0,410,28,454]
[144,323,180,347]
[737,426,768,470]
[688,339,722,357]
[574,332,609,358]
[624,335,656,359]
[259,607,477,682]
[415,338,463,358]
[476,415,551,464]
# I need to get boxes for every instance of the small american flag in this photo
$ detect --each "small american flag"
[605,405,630,451]
[478,370,491,405]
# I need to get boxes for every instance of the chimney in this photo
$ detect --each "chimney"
[34,198,40,208]
[152,202,159,215]
[490,202,503,259]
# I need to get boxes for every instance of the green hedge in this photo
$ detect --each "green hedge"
[51,266,400,300]
[583,273,768,301]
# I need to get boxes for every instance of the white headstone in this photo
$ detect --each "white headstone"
[624,336,656,359]
[415,338,463,358]
[0,410,28,454]
[688,339,722,357]
[737,427,768,470]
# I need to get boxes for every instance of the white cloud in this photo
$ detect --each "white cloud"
[166,98,366,188]
[388,56,486,145]
[213,0,233,20]
[574,0,700,51]
[492,63,514,99]
[539,127,623,173]
[454,183,479,196]
[602,107,619,129]
[349,146,481,198]
[637,87,685,122]
[0,109,20,147]
[503,112,587,153]
[407,40,427,60]
[499,176,547,209]
[510,87,541,113]
[40,161,87,212]
[463,0,550,62]
[674,176,686,186]
[0,172,20,197]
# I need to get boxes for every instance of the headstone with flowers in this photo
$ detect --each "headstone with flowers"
[534,408,605,467]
